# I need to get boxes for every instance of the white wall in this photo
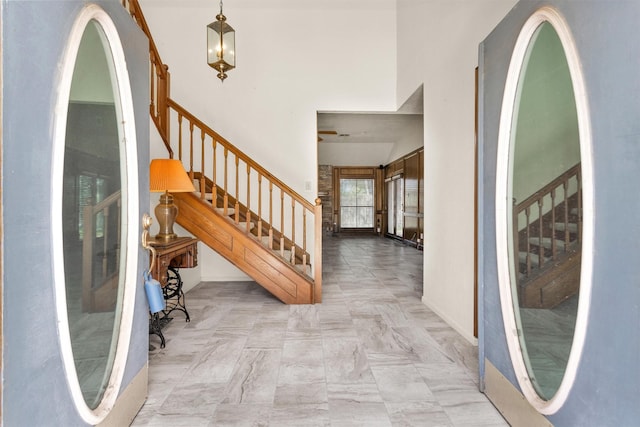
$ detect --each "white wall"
[141,0,397,283]
[397,0,517,342]
[386,114,425,162]
[142,0,520,338]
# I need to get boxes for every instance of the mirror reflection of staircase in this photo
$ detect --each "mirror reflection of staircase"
[515,164,581,309]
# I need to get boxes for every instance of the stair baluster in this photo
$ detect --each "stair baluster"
[537,198,544,269]
[525,206,531,276]
[258,174,263,240]
[550,188,557,259]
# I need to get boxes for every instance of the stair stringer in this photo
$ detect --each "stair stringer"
[518,249,581,309]
[173,192,315,304]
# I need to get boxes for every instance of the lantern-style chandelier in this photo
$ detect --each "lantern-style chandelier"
[207,0,235,81]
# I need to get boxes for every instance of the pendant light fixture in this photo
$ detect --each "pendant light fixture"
[207,0,235,81]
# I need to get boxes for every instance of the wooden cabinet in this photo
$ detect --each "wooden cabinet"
[149,237,198,286]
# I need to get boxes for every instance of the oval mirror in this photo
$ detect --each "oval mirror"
[511,20,581,401]
[52,5,139,423]
[496,6,593,414]
[63,18,124,409]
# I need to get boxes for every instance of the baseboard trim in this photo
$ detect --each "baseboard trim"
[421,296,478,345]
[484,359,553,427]
[99,364,148,427]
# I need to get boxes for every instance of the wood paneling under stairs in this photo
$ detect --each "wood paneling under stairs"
[174,193,316,304]
[518,250,581,309]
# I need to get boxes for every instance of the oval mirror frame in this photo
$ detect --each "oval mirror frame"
[495,6,593,414]
[51,5,139,424]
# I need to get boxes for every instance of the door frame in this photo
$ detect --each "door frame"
[0,2,4,421]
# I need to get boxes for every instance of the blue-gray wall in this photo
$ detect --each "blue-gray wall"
[479,1,640,425]
[2,1,150,424]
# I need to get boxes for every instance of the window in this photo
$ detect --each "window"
[340,179,374,228]
[77,175,107,239]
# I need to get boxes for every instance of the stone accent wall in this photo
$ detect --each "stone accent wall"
[318,165,333,231]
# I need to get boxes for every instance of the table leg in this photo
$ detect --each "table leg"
[148,312,166,349]
[162,266,190,322]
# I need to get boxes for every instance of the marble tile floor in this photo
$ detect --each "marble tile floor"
[132,234,508,426]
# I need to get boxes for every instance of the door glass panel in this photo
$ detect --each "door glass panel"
[387,180,395,234]
[62,19,125,410]
[340,179,357,207]
[386,177,404,236]
[357,206,373,228]
[340,179,374,228]
[395,178,404,237]
[508,21,581,401]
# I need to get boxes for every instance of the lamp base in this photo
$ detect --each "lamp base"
[155,232,178,241]
[155,192,178,241]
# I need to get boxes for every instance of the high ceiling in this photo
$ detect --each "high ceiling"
[317,86,424,166]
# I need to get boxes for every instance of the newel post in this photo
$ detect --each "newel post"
[314,197,323,303]
[158,65,171,143]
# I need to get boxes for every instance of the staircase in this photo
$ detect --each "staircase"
[123,0,321,304]
[514,164,581,309]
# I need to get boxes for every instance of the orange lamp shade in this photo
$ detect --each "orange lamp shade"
[149,159,195,193]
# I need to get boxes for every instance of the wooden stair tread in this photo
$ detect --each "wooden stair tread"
[518,251,550,266]
[528,237,566,249]
[235,221,255,230]
[195,191,214,201]
[552,222,578,233]
[216,207,235,215]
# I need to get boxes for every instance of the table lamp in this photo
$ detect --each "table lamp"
[149,159,195,241]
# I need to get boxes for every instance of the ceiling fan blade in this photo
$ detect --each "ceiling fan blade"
[318,130,338,135]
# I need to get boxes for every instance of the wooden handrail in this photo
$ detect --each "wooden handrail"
[168,99,315,212]
[122,0,173,157]
[514,163,581,216]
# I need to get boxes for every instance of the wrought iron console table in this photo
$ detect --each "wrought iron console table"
[147,236,198,348]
